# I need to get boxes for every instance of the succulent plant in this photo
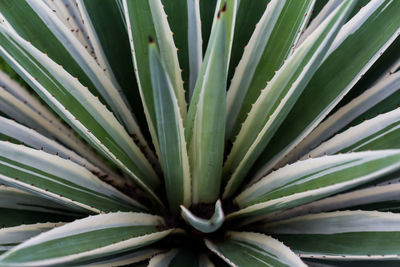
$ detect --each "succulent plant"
[0,0,400,266]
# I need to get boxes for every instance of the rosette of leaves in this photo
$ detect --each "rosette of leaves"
[0,0,400,266]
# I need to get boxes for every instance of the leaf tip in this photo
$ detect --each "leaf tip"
[217,2,226,19]
[222,2,227,12]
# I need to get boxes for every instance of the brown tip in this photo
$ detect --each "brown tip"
[222,2,227,12]
[148,36,154,44]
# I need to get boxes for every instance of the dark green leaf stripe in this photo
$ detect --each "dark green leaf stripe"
[199,0,218,53]
[0,208,72,228]
[162,0,189,92]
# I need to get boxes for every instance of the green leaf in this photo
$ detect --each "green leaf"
[222,0,355,199]
[77,0,158,167]
[0,142,145,213]
[304,258,400,267]
[149,42,191,212]
[0,70,77,144]
[74,248,161,267]
[77,0,145,123]
[43,0,94,56]
[337,26,400,105]
[162,0,203,98]
[205,231,306,266]
[0,212,173,266]
[292,71,400,160]
[259,210,400,260]
[0,223,63,255]
[253,0,400,179]
[268,183,400,223]
[0,115,127,188]
[199,0,218,53]
[0,21,160,202]
[149,249,213,267]
[228,150,400,225]
[0,71,106,170]
[0,0,142,138]
[123,0,187,160]
[0,185,83,215]
[186,0,203,98]
[307,107,400,158]
[227,0,267,83]
[180,200,224,234]
[185,6,228,203]
[148,0,187,120]
[122,0,159,159]
[214,0,238,61]
[0,186,78,227]
[226,0,314,139]
[297,0,347,46]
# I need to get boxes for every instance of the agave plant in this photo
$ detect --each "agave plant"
[0,0,400,266]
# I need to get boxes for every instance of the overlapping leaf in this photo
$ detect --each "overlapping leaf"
[0,142,144,213]
[149,249,212,267]
[228,150,400,225]
[205,231,305,266]
[0,19,160,202]
[258,211,400,260]
[149,42,191,212]
[253,0,400,179]
[0,186,78,227]
[0,212,173,266]
[185,6,228,203]
[222,0,355,199]
[225,0,314,139]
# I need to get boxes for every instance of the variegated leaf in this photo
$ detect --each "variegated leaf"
[205,231,305,266]
[0,141,145,214]
[258,211,400,260]
[253,0,400,179]
[0,212,173,266]
[229,150,400,225]
[222,0,355,199]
